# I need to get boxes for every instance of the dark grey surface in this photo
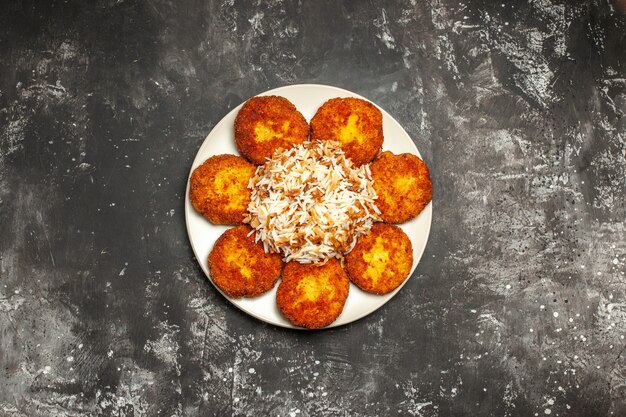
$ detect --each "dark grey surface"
[1,1,625,416]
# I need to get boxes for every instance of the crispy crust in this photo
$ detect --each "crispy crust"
[189,154,255,225]
[234,95,309,165]
[344,223,413,294]
[276,259,349,329]
[208,225,283,298]
[310,97,383,166]
[370,151,432,223]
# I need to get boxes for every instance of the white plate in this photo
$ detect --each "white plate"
[184,84,432,329]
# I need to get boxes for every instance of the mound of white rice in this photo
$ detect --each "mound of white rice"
[243,140,381,264]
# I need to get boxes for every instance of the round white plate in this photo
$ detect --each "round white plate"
[185,84,432,329]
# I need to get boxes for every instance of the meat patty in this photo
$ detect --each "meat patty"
[234,95,309,165]
[276,259,349,329]
[310,97,383,166]
[189,154,255,225]
[344,223,413,294]
[208,225,283,298]
[370,151,432,223]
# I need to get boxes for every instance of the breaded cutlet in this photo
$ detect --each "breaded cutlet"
[310,97,383,166]
[344,223,413,294]
[370,151,432,223]
[276,259,349,329]
[189,154,255,225]
[234,95,309,165]
[208,225,283,298]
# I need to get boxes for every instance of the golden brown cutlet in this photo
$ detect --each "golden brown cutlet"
[234,95,309,165]
[276,259,349,329]
[189,154,256,225]
[370,151,432,223]
[208,225,284,298]
[310,97,383,166]
[344,223,413,294]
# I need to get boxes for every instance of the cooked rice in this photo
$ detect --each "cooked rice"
[243,140,382,264]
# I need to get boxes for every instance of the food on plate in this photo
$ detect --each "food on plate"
[243,140,381,264]
[208,225,284,298]
[310,97,383,166]
[234,95,309,165]
[344,223,413,294]
[370,151,432,223]
[189,154,256,225]
[276,259,350,328]
[188,90,433,328]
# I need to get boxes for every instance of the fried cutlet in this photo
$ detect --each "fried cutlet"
[208,225,283,298]
[344,223,413,294]
[234,95,309,165]
[370,151,432,223]
[189,154,256,225]
[309,97,383,166]
[276,259,349,329]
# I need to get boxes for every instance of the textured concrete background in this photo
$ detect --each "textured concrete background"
[1,1,625,416]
